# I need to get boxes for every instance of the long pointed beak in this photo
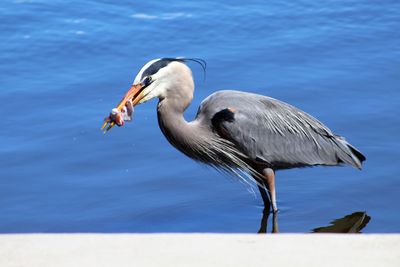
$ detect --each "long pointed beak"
[101,83,144,133]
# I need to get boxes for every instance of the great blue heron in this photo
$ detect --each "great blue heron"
[102,57,366,213]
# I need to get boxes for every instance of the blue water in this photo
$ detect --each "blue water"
[1,0,399,233]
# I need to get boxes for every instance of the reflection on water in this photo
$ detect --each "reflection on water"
[258,206,279,233]
[258,210,371,234]
[312,211,371,233]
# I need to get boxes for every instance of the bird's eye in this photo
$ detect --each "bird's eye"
[143,76,152,86]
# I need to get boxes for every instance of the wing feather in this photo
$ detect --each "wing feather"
[196,90,364,170]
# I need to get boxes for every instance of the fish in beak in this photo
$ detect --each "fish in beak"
[101,83,145,133]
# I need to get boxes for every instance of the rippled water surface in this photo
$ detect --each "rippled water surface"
[1,0,399,233]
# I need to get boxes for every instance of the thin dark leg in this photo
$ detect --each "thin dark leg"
[257,184,271,208]
[255,172,279,233]
[257,192,279,234]
[262,168,278,213]
[272,211,279,233]
[257,204,271,233]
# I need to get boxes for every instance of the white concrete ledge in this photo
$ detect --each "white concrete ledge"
[1,234,399,267]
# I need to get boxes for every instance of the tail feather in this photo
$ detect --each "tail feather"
[332,137,366,169]
[347,143,366,163]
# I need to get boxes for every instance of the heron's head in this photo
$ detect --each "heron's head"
[126,58,196,106]
[102,58,205,132]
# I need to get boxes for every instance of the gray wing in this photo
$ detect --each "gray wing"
[196,90,365,170]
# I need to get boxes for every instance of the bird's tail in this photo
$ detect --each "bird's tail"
[332,136,366,169]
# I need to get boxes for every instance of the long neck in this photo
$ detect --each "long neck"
[157,98,209,160]
[157,96,252,176]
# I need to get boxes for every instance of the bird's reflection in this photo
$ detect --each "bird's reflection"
[312,211,371,233]
[258,206,279,233]
[258,210,371,233]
